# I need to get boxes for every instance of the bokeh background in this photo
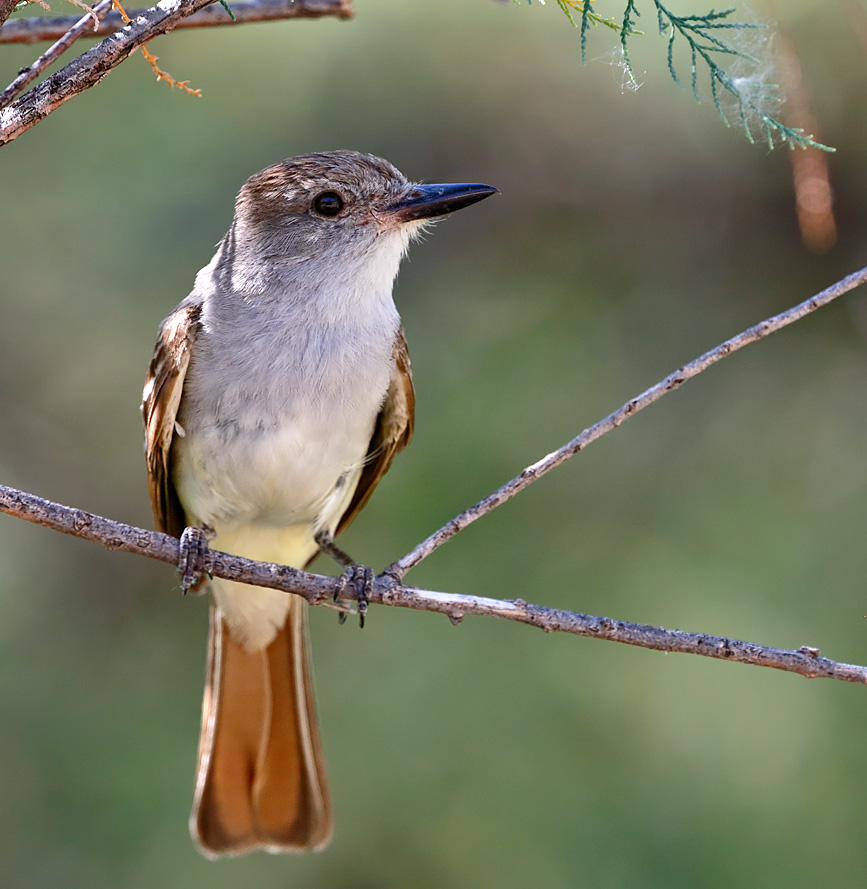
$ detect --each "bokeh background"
[3,1,867,886]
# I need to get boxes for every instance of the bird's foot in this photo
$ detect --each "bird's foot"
[335,564,373,628]
[178,525,214,595]
[314,530,373,627]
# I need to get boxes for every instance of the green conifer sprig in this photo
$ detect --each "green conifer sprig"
[517,1,833,151]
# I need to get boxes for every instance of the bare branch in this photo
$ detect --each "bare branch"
[1,482,865,685]
[0,0,21,32]
[0,0,114,109]
[3,266,867,686]
[0,0,352,45]
[387,263,867,579]
[0,0,215,143]
[0,0,352,144]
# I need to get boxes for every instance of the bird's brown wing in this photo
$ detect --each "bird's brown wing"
[142,298,202,539]
[336,326,415,536]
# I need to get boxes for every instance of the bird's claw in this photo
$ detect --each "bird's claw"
[315,529,373,627]
[178,525,213,595]
[335,563,373,628]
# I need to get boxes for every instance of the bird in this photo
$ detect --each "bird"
[141,150,497,857]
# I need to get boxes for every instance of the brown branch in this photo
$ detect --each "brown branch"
[0,0,215,143]
[0,0,30,31]
[0,0,352,144]
[0,0,114,109]
[772,12,837,252]
[0,0,353,44]
[0,0,20,31]
[3,269,867,684]
[387,263,867,579]
[1,482,865,685]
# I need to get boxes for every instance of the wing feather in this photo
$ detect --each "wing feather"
[336,326,415,536]
[142,298,202,538]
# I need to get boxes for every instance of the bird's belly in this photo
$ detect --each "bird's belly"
[173,408,376,652]
[173,408,373,532]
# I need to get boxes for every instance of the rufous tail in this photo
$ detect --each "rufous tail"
[191,596,332,857]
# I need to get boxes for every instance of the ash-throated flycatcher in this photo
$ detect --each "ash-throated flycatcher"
[141,151,497,858]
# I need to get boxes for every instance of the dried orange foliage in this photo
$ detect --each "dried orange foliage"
[112,0,202,96]
[66,0,99,29]
[139,42,202,95]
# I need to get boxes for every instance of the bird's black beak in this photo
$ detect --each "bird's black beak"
[388,182,498,223]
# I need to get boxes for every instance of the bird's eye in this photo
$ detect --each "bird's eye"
[313,191,344,217]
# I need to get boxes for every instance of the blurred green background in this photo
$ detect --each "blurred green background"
[2,1,867,886]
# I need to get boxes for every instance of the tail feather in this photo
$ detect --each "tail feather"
[191,597,332,857]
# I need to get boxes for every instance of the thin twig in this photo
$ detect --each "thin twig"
[0,0,351,144]
[0,0,215,144]
[0,0,113,110]
[387,263,867,578]
[0,0,352,44]
[1,482,864,685]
